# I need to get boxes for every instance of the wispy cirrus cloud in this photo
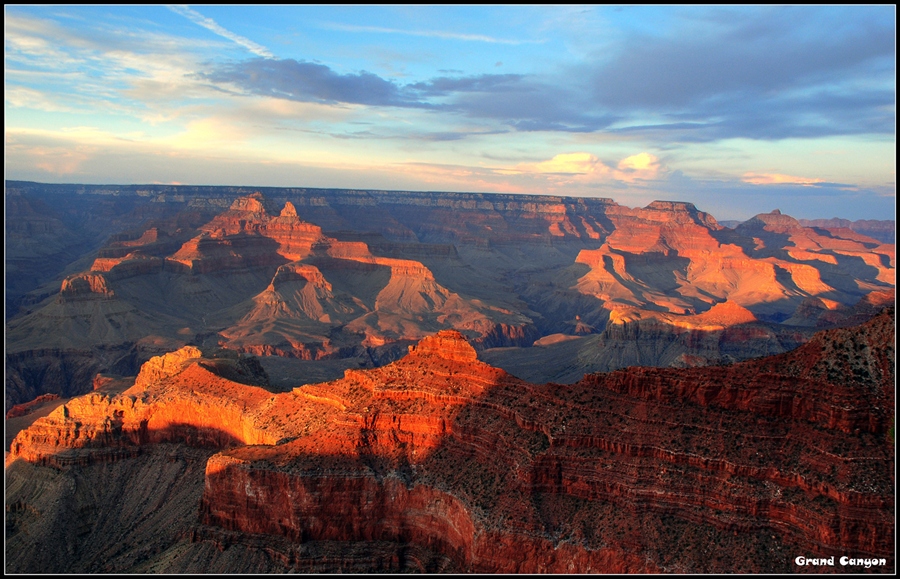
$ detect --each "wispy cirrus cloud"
[5,11,233,123]
[167,5,274,58]
[321,22,534,45]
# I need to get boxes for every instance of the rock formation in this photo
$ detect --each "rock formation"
[6,310,894,573]
[5,393,59,419]
[799,218,896,245]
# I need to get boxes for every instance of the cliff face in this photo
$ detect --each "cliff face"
[7,311,894,573]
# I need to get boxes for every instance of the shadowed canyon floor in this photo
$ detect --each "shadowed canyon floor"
[6,309,894,573]
[6,183,895,409]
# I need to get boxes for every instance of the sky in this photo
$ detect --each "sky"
[4,5,896,221]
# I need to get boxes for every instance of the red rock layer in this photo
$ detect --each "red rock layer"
[157,195,534,356]
[7,313,894,572]
[583,307,894,435]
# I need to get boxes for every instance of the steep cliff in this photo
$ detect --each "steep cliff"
[7,312,894,573]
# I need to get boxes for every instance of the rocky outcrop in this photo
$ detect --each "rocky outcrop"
[569,203,892,322]
[133,346,203,389]
[59,273,114,299]
[583,309,894,435]
[5,393,60,419]
[169,194,325,270]
[7,353,280,468]
[91,253,165,279]
[406,329,479,363]
[7,312,894,573]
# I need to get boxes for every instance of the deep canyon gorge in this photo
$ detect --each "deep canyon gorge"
[5,182,895,573]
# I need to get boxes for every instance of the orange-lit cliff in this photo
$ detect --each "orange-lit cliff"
[6,309,894,573]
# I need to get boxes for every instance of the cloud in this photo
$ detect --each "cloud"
[321,23,533,45]
[503,152,666,185]
[449,83,617,132]
[617,153,656,172]
[5,86,79,113]
[197,6,893,142]
[407,74,524,97]
[200,58,414,107]
[616,153,665,182]
[5,11,242,126]
[201,59,615,132]
[168,5,274,58]
[742,172,826,186]
[591,7,893,109]
[531,152,608,175]
[585,6,895,141]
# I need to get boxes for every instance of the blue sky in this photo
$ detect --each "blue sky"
[4,5,896,220]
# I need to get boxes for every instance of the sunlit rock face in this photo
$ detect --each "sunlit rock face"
[572,204,893,321]
[59,271,119,300]
[6,310,894,573]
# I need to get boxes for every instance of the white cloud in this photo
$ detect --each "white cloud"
[616,153,665,182]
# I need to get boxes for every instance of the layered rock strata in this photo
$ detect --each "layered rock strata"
[7,313,894,573]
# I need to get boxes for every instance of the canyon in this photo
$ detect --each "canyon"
[5,309,894,573]
[5,181,895,573]
[5,182,895,406]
